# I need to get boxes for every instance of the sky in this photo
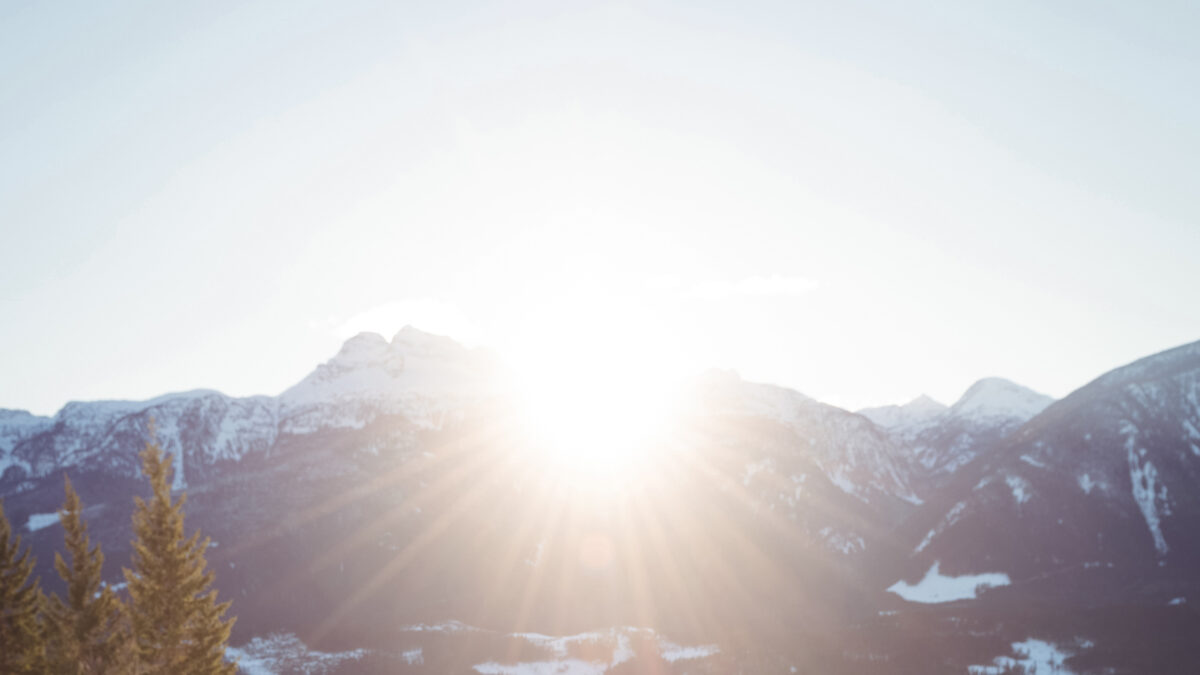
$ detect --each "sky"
[2,0,1199,417]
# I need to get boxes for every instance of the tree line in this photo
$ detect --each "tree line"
[0,440,236,674]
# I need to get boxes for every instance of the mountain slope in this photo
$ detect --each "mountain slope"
[894,340,1200,604]
[700,371,920,506]
[865,378,1054,494]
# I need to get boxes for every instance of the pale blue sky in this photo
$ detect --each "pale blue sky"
[2,0,1199,416]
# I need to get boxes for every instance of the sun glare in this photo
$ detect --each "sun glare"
[503,291,687,489]
[515,357,679,484]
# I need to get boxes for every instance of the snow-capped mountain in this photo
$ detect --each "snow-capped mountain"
[864,378,1054,493]
[0,409,52,478]
[895,340,1200,603]
[858,394,948,433]
[2,392,279,491]
[278,326,503,435]
[1,329,917,515]
[668,372,927,567]
[0,327,502,493]
[698,371,920,507]
[4,330,1200,673]
[860,378,1052,439]
[947,377,1055,425]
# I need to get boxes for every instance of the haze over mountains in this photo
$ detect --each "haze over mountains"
[2,329,1198,673]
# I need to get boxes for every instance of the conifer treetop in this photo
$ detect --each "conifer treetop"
[124,440,236,675]
[44,474,131,675]
[0,498,45,674]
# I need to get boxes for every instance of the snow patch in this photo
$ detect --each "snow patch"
[610,634,634,666]
[968,639,1078,674]
[93,580,127,599]
[227,633,365,675]
[659,641,720,662]
[1019,454,1046,468]
[1005,475,1031,505]
[1122,421,1169,555]
[742,458,772,486]
[828,472,863,500]
[474,661,606,675]
[1078,473,1096,494]
[886,561,1010,603]
[914,501,966,554]
[819,526,865,555]
[1184,419,1200,440]
[914,529,937,554]
[25,512,60,532]
[468,626,716,674]
[399,620,478,633]
[509,630,636,668]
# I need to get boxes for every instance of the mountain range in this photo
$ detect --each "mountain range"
[2,328,1198,674]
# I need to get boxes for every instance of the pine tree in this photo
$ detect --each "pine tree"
[124,441,236,675]
[0,498,46,674]
[43,475,132,675]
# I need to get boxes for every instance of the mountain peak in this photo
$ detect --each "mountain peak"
[391,324,436,342]
[858,394,947,430]
[335,332,389,359]
[280,325,494,422]
[949,377,1053,422]
[905,394,948,415]
[390,325,467,357]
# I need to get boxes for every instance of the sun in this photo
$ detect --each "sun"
[514,353,680,486]
[502,291,687,489]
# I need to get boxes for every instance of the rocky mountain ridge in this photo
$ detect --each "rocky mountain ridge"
[0,327,501,492]
[0,328,1049,507]
[4,331,1200,673]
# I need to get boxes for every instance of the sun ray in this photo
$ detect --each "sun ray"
[302,425,516,640]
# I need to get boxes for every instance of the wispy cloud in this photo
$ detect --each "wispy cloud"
[685,275,818,300]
